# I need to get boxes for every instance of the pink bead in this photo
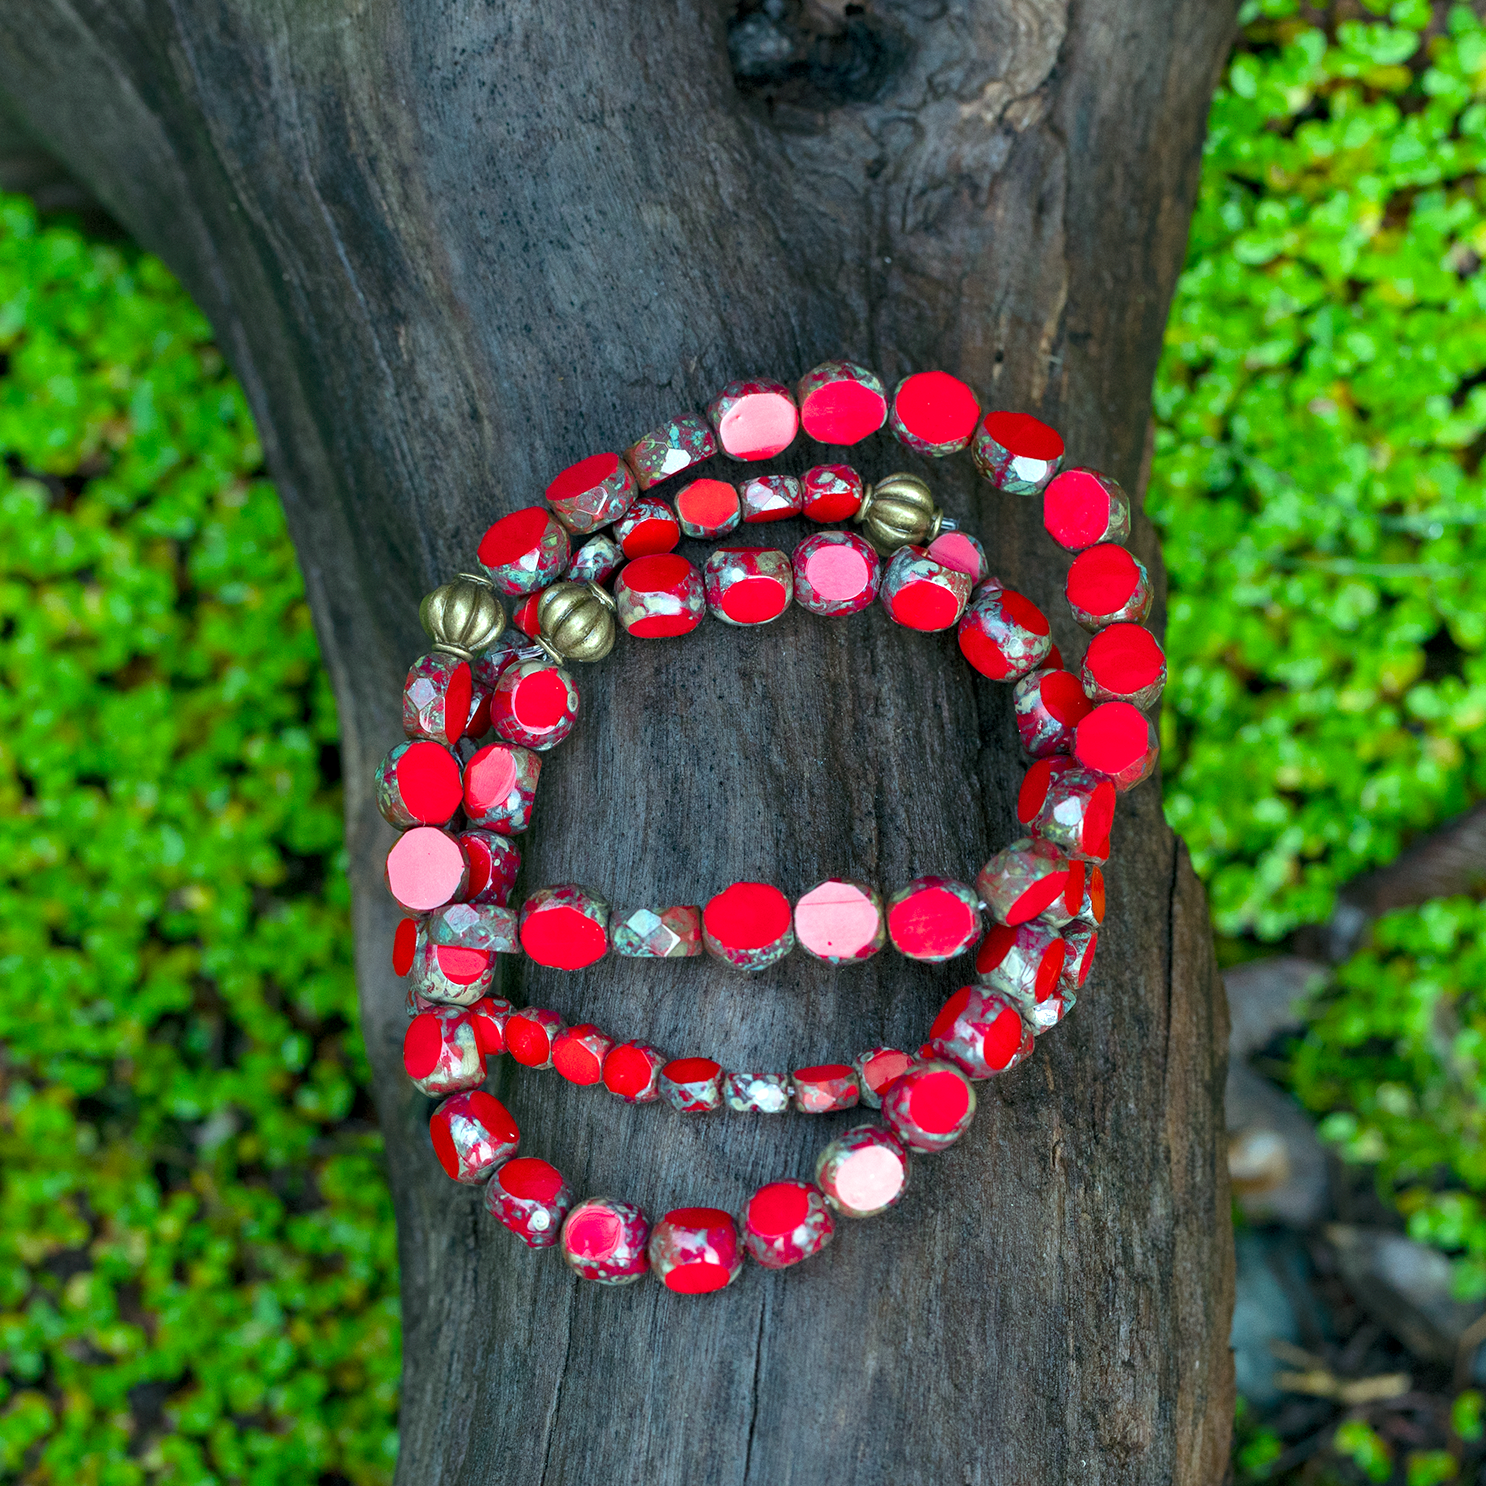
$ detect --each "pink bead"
[976,839,1073,927]
[794,878,886,964]
[1082,623,1167,710]
[624,414,716,490]
[467,995,513,1054]
[403,652,473,747]
[853,1047,915,1109]
[707,378,799,462]
[561,1198,651,1285]
[462,741,541,835]
[740,473,803,523]
[674,478,741,539]
[886,876,981,962]
[1061,925,1099,991]
[927,986,1033,1079]
[659,1057,725,1114]
[1074,701,1160,791]
[613,495,681,559]
[428,900,517,954]
[477,506,571,595]
[975,921,1067,1006]
[456,828,521,906]
[795,360,887,445]
[1065,544,1154,630]
[505,1007,566,1070]
[879,1061,976,1152]
[602,1041,666,1103]
[957,585,1052,681]
[544,452,637,534]
[724,1072,792,1114]
[702,881,796,972]
[791,531,881,616]
[519,883,610,970]
[1014,666,1095,758]
[801,464,864,523]
[614,554,706,638]
[889,370,982,457]
[484,1157,574,1248]
[430,1090,519,1183]
[1017,757,1116,861]
[742,1180,836,1268]
[566,532,624,585]
[880,546,972,632]
[385,826,468,913]
[648,1207,744,1293]
[971,411,1065,495]
[552,1023,614,1085]
[792,1064,861,1114]
[703,546,793,626]
[815,1126,910,1218]
[408,937,494,1006]
[610,904,703,958]
[1043,467,1131,551]
[402,1007,486,1096]
[926,529,991,586]
[376,739,463,828]
[491,658,579,752]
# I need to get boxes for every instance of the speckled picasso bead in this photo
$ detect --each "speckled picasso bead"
[561,1198,652,1285]
[725,1072,792,1114]
[477,506,571,596]
[648,1207,745,1293]
[484,1157,575,1248]
[430,1090,520,1183]
[1081,623,1167,710]
[792,1064,861,1114]
[1014,666,1095,758]
[976,838,1074,926]
[429,900,517,954]
[393,916,419,977]
[462,741,541,835]
[410,936,494,1005]
[880,1061,976,1152]
[566,532,624,586]
[505,1007,566,1070]
[403,1006,486,1096]
[853,1047,915,1109]
[403,652,472,747]
[927,986,1034,1079]
[926,529,991,586]
[1027,987,1076,1034]
[376,739,463,828]
[674,478,742,538]
[471,631,527,709]
[795,360,887,445]
[544,452,638,534]
[386,827,468,914]
[1033,858,1087,933]
[1074,701,1160,792]
[468,995,513,1054]
[614,495,681,559]
[975,921,1067,1006]
[880,546,972,632]
[704,546,794,626]
[740,473,803,523]
[801,464,864,523]
[791,531,881,617]
[610,904,703,958]
[886,877,981,962]
[742,1180,836,1268]
[702,881,796,972]
[707,378,799,462]
[552,1023,615,1086]
[658,1057,725,1114]
[456,828,521,906]
[1061,924,1099,994]
[1043,467,1131,551]
[1065,543,1154,630]
[970,411,1064,495]
[957,585,1053,681]
[1017,757,1116,862]
[793,879,885,965]
[815,1126,910,1218]
[1074,866,1106,927]
[602,1041,666,1103]
[625,414,716,490]
[491,658,579,752]
[614,554,706,638]
[519,883,610,970]
[889,370,981,456]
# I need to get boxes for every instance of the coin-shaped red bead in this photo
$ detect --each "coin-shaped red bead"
[614,554,706,638]
[801,463,865,522]
[430,1090,519,1183]
[796,360,888,445]
[1061,925,1099,990]
[971,410,1064,495]
[704,546,793,626]
[880,1061,976,1152]
[975,922,1067,1005]
[1074,701,1160,791]
[484,1157,574,1248]
[561,1198,651,1284]
[552,1023,614,1085]
[881,546,972,632]
[886,876,981,961]
[505,1007,566,1070]
[376,739,463,828]
[792,531,881,616]
[544,451,637,534]
[1017,757,1116,860]
[708,378,799,462]
[491,659,579,752]
[477,506,571,595]
[519,884,610,970]
[467,995,512,1055]
[1042,467,1131,551]
[674,478,741,539]
[648,1207,744,1293]
[567,532,623,585]
[614,495,682,558]
[957,585,1052,680]
[702,881,796,971]
[926,529,991,586]
[462,741,541,835]
[742,1179,836,1268]
[385,827,468,913]
[602,1041,666,1103]
[1065,543,1154,630]
[1082,623,1167,710]
[890,370,981,456]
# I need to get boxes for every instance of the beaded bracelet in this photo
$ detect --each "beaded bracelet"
[378,359,1164,1292]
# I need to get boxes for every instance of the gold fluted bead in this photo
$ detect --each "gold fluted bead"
[420,572,507,660]
[854,473,951,554]
[535,580,617,664]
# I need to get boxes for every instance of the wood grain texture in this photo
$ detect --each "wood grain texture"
[0,1,1238,1479]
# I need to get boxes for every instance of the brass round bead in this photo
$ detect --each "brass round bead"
[854,473,955,554]
[535,580,617,664]
[420,572,507,660]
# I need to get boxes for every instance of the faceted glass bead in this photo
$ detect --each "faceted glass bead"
[740,473,803,523]
[468,995,513,1054]
[1033,858,1086,932]
[794,878,885,964]
[566,532,624,585]
[880,1061,977,1152]
[801,464,864,523]
[491,658,579,751]
[1082,622,1167,710]
[724,1072,791,1114]
[647,1207,744,1294]
[552,1023,614,1085]
[707,378,799,462]
[462,741,541,835]
[484,1157,575,1248]
[792,1064,861,1114]
[471,631,527,707]
[614,495,681,558]
[791,531,881,617]
[1065,543,1154,630]
[505,1007,566,1070]
[970,411,1064,495]
[1061,925,1099,991]
[703,546,793,626]
[1017,757,1116,861]
[1074,701,1160,792]
[456,828,521,906]
[926,529,991,586]
[880,546,972,632]
[614,554,706,638]
[430,1090,519,1184]
[476,506,571,595]
[795,360,887,445]
[1043,467,1131,551]
[1075,866,1106,927]
[957,585,1052,681]
[975,922,1067,1006]
[544,452,637,535]
[429,900,517,954]
[816,1127,909,1219]
[609,904,704,958]
[702,881,796,971]
[853,1046,915,1109]
[742,1180,836,1268]
[602,1041,666,1103]
[385,826,468,913]
[519,884,610,970]
[886,876,981,962]
[393,916,419,977]
[1028,987,1076,1034]
[511,591,543,640]
[927,986,1034,1079]
[976,838,1073,927]
[889,370,981,456]
[403,651,473,747]
[376,739,463,828]
[658,1056,725,1114]
[409,937,494,1006]
[1013,666,1095,758]
[403,1007,486,1096]
[675,478,742,538]
[560,1197,651,1285]
[625,414,716,490]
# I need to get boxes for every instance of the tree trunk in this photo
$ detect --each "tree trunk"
[0,3,1239,1480]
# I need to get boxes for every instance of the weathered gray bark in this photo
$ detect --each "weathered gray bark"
[0,3,1238,1481]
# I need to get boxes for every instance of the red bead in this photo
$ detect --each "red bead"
[792,1064,860,1114]
[724,1072,792,1114]
[544,452,637,535]
[602,1041,666,1103]
[796,360,887,445]
[393,916,419,977]
[791,531,881,616]
[408,937,494,1006]
[704,546,793,626]
[505,1007,566,1070]
[1043,467,1131,551]
[614,554,706,638]
[1061,925,1098,990]
[1065,543,1154,630]
[976,839,1073,926]
[567,532,623,585]
[816,1126,909,1218]
[880,546,972,632]
[648,1207,744,1293]
[429,900,517,954]
[552,1023,614,1085]
[1013,666,1095,758]
[740,473,803,523]
[886,876,981,962]
[1077,866,1106,927]
[975,922,1067,1005]
[970,411,1064,495]
[477,506,571,595]
[561,1198,651,1284]
[793,878,885,964]
[889,370,981,457]
[456,828,521,906]
[853,1046,914,1109]
[403,652,473,747]
[707,378,799,462]
[614,495,681,558]
[674,478,741,539]
[702,881,796,971]
[625,414,716,490]
[659,1057,725,1114]
[927,986,1033,1079]
[1033,858,1087,932]
[461,742,540,835]
[957,585,1052,680]
[468,995,512,1054]
[1074,701,1159,791]
[801,464,865,523]
[376,740,462,828]
[471,632,527,704]
[385,827,468,913]
[742,1180,836,1268]
[403,1006,486,1095]
[491,658,579,751]
[1082,623,1166,709]
[926,529,991,586]
[430,1090,519,1184]
[519,884,610,970]
[511,591,542,638]
[484,1157,574,1248]
[880,1061,976,1152]
[1017,758,1116,861]
[609,905,703,958]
